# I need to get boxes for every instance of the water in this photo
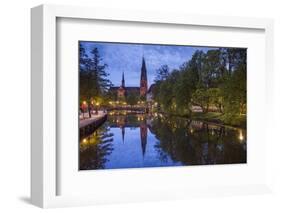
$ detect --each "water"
[79,112,246,170]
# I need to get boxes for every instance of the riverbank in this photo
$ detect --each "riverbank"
[157,111,246,129]
[79,112,108,137]
[190,112,246,129]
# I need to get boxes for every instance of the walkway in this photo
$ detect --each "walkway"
[79,111,107,129]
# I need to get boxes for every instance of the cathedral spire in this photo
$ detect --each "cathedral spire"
[141,57,147,81]
[121,126,125,143]
[140,57,148,97]
[121,72,125,87]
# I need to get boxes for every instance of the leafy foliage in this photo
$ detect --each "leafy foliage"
[79,44,112,104]
[152,48,247,126]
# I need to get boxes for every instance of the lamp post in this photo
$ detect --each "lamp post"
[95,102,100,115]
[81,101,87,119]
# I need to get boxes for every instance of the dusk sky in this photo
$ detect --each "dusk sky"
[80,41,216,87]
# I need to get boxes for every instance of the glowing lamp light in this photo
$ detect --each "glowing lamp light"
[239,130,244,141]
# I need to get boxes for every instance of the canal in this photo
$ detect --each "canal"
[79,112,246,170]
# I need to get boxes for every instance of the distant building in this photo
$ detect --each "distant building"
[109,57,148,100]
[146,84,156,102]
[117,72,126,98]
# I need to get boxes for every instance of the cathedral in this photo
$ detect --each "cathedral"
[109,57,148,100]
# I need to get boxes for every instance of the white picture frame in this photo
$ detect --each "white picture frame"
[31,4,274,208]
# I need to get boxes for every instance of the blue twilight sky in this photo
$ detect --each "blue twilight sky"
[80,41,216,87]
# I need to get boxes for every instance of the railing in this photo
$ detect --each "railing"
[107,106,148,112]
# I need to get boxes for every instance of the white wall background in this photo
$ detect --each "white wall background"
[0,0,280,212]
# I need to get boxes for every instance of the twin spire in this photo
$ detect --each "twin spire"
[120,57,148,96]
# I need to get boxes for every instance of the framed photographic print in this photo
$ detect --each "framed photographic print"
[78,41,247,170]
[31,4,274,208]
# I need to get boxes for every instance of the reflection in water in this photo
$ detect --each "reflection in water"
[79,124,114,170]
[79,113,246,170]
[140,121,147,156]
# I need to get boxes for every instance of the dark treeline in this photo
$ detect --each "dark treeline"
[152,48,246,127]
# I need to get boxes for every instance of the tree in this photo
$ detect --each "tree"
[79,44,112,117]
[188,50,204,87]
[152,65,171,110]
[158,70,180,113]
[79,43,92,102]
[191,89,210,113]
[151,47,246,126]
[195,49,221,89]
[90,48,112,94]
[173,57,202,114]
[208,88,223,112]
[155,65,169,82]
[222,64,246,115]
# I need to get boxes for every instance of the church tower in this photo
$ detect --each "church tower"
[140,57,148,97]
[117,72,126,98]
[121,71,125,88]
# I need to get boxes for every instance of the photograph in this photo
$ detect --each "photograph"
[79,41,247,170]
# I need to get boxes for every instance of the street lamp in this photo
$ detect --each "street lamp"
[95,102,100,114]
[239,130,244,141]
[81,101,88,119]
